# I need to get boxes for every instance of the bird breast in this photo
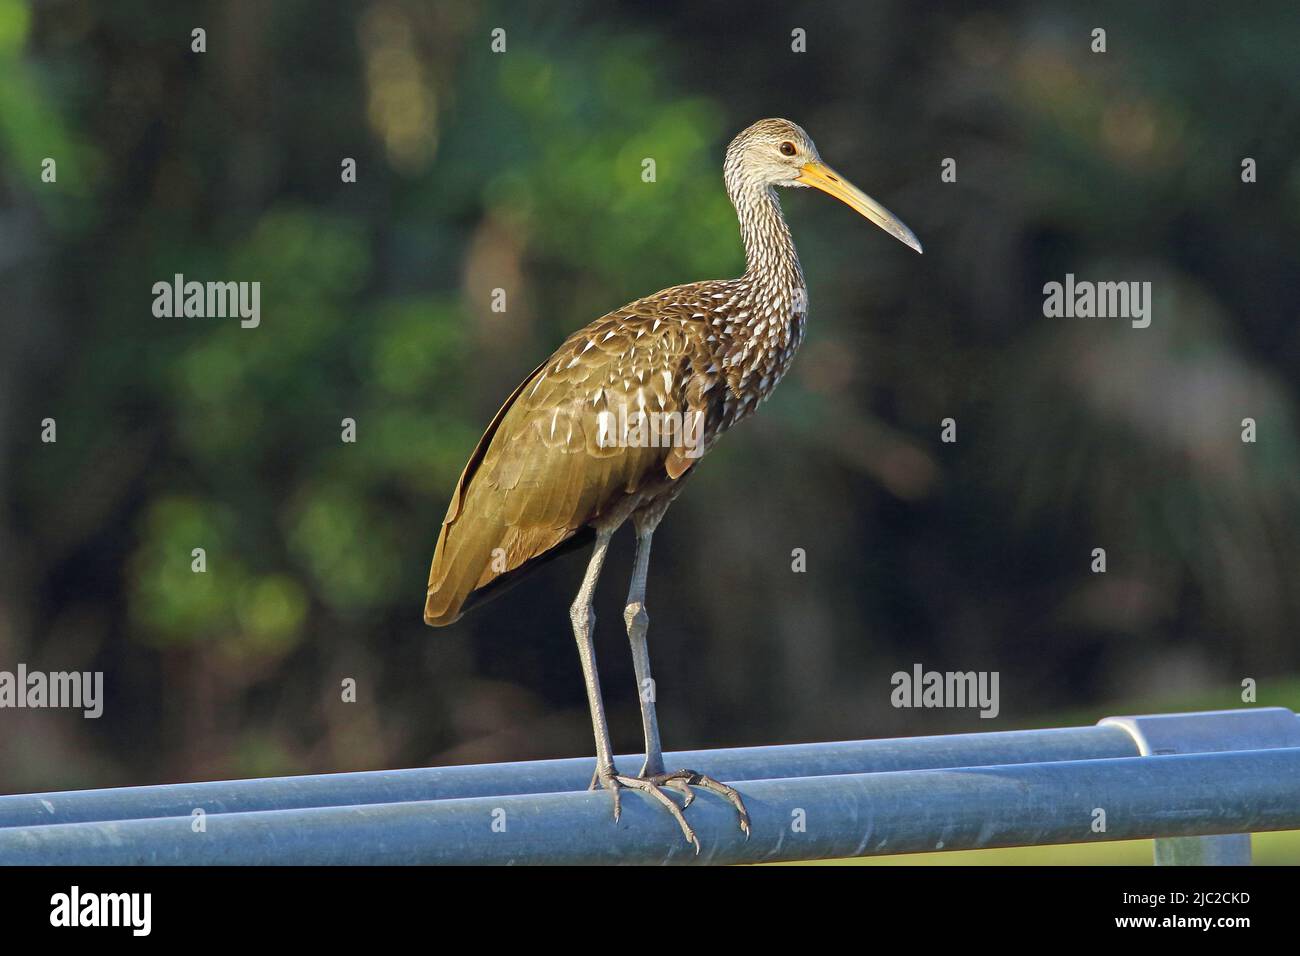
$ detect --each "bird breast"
[514,274,808,471]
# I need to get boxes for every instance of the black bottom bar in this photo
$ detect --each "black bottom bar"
[1,864,1282,940]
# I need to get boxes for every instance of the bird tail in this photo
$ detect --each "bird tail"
[425,500,585,628]
[424,516,494,627]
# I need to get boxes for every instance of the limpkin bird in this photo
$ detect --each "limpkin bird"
[425,118,920,849]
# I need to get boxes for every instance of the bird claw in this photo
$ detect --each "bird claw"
[659,775,696,808]
[594,765,751,850]
[655,769,752,839]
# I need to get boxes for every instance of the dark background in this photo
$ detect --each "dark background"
[2,0,1298,795]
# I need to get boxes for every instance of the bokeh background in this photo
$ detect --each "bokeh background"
[2,0,1299,859]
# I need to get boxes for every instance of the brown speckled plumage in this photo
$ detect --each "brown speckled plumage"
[422,117,920,849]
[425,116,920,631]
[425,121,818,625]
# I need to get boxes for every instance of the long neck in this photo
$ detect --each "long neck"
[710,174,809,414]
[731,182,805,296]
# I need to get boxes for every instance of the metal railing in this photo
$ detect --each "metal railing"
[2,707,1298,865]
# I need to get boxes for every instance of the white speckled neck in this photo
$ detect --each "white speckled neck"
[730,182,805,299]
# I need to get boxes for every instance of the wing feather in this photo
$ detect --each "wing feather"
[424,304,715,626]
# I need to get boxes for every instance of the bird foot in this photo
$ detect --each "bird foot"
[591,765,751,852]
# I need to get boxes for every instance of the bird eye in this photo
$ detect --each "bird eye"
[779,141,797,156]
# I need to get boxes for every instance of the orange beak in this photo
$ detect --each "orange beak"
[796,161,922,254]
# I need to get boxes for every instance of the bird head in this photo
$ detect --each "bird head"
[725,117,922,254]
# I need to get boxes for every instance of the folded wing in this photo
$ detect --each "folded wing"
[424,306,714,626]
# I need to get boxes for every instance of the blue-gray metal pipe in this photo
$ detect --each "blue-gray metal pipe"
[1101,707,1300,865]
[0,724,1141,829]
[4,747,1299,865]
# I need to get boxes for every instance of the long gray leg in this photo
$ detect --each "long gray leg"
[622,510,751,840]
[571,529,617,801]
[573,525,699,847]
[625,521,665,778]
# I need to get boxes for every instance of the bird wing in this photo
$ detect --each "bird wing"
[425,302,717,626]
